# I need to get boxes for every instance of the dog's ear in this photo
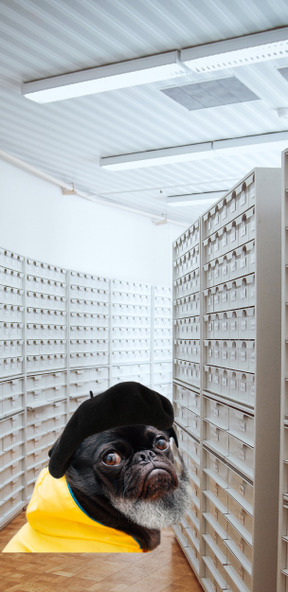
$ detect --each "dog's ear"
[165,426,178,448]
[48,382,174,479]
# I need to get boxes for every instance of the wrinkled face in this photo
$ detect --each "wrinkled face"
[93,425,178,501]
[67,424,191,530]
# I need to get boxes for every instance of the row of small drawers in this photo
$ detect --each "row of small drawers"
[204,275,255,315]
[203,207,255,265]
[173,273,255,319]
[173,241,255,303]
[174,268,200,299]
[0,248,24,272]
[0,350,172,388]
[0,338,172,358]
[203,241,255,290]
[202,175,255,240]
[173,246,200,280]
[173,208,255,282]
[176,416,254,482]
[173,220,200,259]
[25,324,171,338]
[173,175,255,264]
[27,293,66,309]
[0,354,109,377]
[0,267,23,288]
[0,285,166,308]
[174,362,255,407]
[174,339,255,372]
[174,394,254,445]
[2,312,171,329]
[174,307,255,340]
[69,272,109,290]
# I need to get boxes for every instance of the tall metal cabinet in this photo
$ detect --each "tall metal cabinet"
[279,149,288,591]
[173,169,281,592]
[0,253,172,529]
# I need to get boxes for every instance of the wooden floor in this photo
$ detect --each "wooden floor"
[0,510,202,592]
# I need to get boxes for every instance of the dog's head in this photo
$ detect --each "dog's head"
[48,383,190,538]
[65,423,190,531]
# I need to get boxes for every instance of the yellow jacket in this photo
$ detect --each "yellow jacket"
[2,467,143,553]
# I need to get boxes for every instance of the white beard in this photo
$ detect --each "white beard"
[107,470,191,530]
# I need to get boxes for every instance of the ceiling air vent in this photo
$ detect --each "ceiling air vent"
[161,77,259,111]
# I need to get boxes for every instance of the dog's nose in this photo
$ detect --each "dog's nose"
[133,450,156,464]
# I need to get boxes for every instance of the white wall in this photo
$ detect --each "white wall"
[0,158,183,285]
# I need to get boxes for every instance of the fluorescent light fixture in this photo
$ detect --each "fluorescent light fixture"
[22,51,185,103]
[167,191,228,206]
[181,26,288,73]
[100,130,288,171]
[100,142,213,170]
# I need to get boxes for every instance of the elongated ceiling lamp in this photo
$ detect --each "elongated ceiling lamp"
[181,26,288,73]
[22,51,185,103]
[99,131,288,170]
[167,191,228,206]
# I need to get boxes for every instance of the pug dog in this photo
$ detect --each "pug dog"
[3,383,191,553]
[66,424,191,551]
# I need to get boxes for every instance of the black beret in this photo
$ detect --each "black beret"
[48,381,174,478]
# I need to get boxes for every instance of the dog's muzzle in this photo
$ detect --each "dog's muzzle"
[141,467,178,500]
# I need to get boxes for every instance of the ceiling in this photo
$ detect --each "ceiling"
[1,0,288,227]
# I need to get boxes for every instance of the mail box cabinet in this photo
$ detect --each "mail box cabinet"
[173,168,282,592]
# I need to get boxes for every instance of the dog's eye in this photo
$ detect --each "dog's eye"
[102,451,122,466]
[155,438,169,451]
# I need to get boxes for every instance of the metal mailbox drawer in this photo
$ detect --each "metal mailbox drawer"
[174,359,200,388]
[27,259,66,281]
[26,430,57,454]
[173,222,199,257]
[174,316,200,339]
[203,516,228,566]
[26,447,51,470]
[0,378,24,417]
[204,397,229,430]
[174,383,200,413]
[204,421,229,457]
[204,450,228,484]
[225,340,255,372]
[0,413,24,449]
[203,492,228,530]
[26,382,67,407]
[204,473,228,513]
[0,356,24,377]
[224,558,251,592]
[182,450,200,488]
[0,286,23,305]
[177,428,201,468]
[226,468,253,516]
[227,436,254,480]
[0,249,23,272]
[228,409,254,446]
[204,366,221,396]
[226,495,253,546]
[237,308,256,340]
[0,267,23,289]
[204,340,221,366]
[202,561,229,592]
[225,522,252,577]
[174,293,200,318]
[174,269,200,298]
[174,338,200,363]
[0,486,24,523]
